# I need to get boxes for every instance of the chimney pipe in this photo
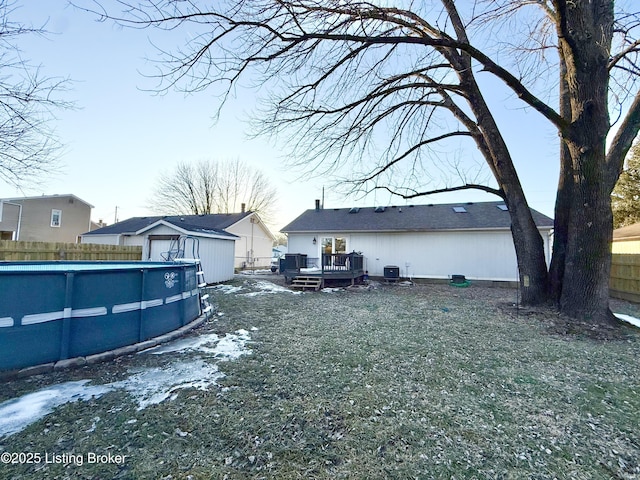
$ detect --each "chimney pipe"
[241,203,246,213]
[315,199,320,210]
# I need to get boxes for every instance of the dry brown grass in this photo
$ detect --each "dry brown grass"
[1,276,639,479]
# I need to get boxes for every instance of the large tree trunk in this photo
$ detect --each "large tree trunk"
[509,196,550,306]
[554,0,617,326]
[559,179,616,324]
[464,84,550,305]
[549,47,572,304]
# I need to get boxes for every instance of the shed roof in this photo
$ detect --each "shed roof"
[82,213,250,237]
[281,201,554,233]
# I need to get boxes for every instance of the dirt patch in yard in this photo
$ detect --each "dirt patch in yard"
[1,276,639,479]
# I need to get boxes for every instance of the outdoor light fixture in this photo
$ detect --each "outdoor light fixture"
[313,237,317,245]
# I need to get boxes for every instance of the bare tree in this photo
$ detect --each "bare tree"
[0,0,71,188]
[81,0,640,328]
[148,158,278,221]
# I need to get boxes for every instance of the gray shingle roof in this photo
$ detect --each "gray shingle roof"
[83,213,251,237]
[281,201,553,233]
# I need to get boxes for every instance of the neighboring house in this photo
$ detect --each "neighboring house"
[0,194,93,243]
[612,223,640,253]
[81,212,275,281]
[281,201,554,282]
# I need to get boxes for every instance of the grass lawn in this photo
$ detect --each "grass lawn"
[1,277,639,479]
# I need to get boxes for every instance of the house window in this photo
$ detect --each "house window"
[51,209,62,227]
[321,237,347,255]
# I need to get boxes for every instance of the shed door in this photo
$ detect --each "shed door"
[148,235,179,261]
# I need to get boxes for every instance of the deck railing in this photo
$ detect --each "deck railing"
[321,253,364,272]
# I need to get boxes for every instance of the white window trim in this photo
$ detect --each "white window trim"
[319,236,348,255]
[51,209,62,227]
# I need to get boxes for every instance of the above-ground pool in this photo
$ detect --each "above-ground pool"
[0,261,204,372]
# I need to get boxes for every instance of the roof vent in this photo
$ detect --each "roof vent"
[375,206,386,213]
[452,206,467,213]
[466,202,473,205]
[349,207,360,214]
[497,204,508,211]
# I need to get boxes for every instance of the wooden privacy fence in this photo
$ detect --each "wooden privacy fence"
[610,254,640,303]
[0,240,142,262]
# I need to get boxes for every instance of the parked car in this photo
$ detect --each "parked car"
[270,254,283,272]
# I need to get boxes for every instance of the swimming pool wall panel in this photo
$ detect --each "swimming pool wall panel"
[0,262,203,371]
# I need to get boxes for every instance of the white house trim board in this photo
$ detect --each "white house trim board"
[135,219,237,241]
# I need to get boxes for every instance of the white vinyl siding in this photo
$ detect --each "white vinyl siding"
[286,229,552,282]
[225,214,274,268]
[140,224,236,283]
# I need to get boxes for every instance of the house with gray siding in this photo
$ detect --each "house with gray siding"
[281,201,554,282]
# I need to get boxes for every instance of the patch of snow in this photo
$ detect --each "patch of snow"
[144,333,221,355]
[115,360,223,410]
[614,313,640,328]
[145,331,252,358]
[0,330,253,437]
[240,280,301,296]
[214,330,252,360]
[321,287,344,293]
[85,416,100,433]
[210,284,243,295]
[0,381,113,438]
[238,269,274,275]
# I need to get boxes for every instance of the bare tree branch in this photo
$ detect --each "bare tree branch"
[0,0,72,188]
[373,182,505,200]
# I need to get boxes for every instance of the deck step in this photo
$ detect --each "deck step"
[290,276,322,291]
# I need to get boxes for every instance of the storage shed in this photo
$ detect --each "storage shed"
[81,211,274,270]
[81,215,238,283]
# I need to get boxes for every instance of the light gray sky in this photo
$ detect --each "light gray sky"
[0,1,560,231]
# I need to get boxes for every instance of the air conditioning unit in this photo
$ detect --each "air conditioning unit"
[384,265,400,281]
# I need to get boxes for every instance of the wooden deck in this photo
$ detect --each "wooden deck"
[283,253,365,289]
